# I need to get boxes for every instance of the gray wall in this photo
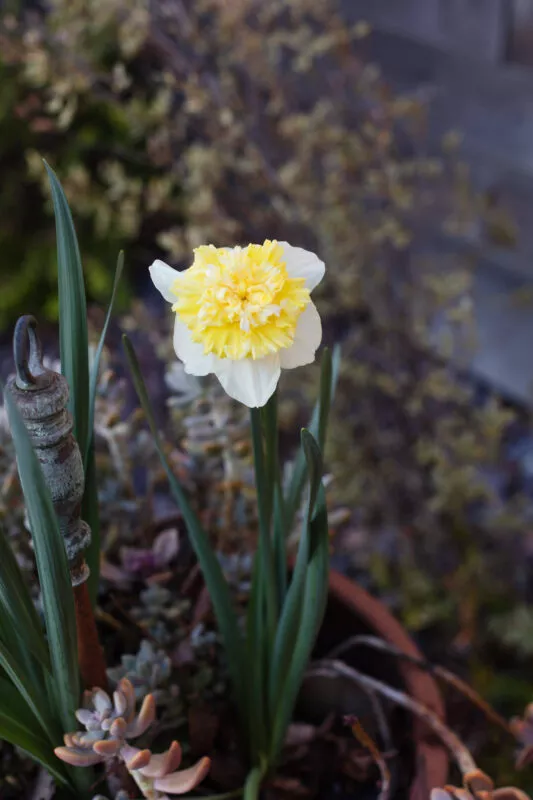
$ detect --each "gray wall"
[345,0,533,66]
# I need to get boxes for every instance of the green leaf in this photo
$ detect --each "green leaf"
[243,764,265,800]
[285,346,340,530]
[82,444,100,606]
[87,250,124,465]
[300,428,323,515]
[269,485,330,765]
[44,161,90,463]
[4,388,79,735]
[0,522,50,670]
[268,429,323,712]
[0,635,52,738]
[0,677,69,787]
[123,335,247,723]
[245,555,267,759]
[84,250,124,602]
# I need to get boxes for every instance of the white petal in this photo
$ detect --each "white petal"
[215,355,281,407]
[173,318,217,377]
[149,260,180,303]
[279,242,325,291]
[279,302,322,369]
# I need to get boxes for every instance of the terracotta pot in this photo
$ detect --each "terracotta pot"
[317,570,449,800]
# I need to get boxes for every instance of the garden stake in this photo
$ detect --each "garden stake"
[8,315,107,690]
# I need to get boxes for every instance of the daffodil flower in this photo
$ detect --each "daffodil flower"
[149,240,324,407]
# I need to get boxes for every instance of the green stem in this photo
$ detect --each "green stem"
[249,408,277,643]
[249,406,277,748]
[243,765,264,800]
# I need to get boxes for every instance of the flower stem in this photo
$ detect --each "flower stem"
[243,765,264,800]
[250,408,277,641]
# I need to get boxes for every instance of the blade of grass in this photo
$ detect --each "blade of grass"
[243,764,265,800]
[0,522,51,670]
[87,250,124,466]
[284,346,340,530]
[0,677,70,787]
[268,429,322,711]
[123,335,247,723]
[4,387,79,735]
[0,637,54,739]
[82,445,100,606]
[245,554,267,760]
[269,484,330,765]
[272,479,287,608]
[44,161,89,460]
[84,250,124,602]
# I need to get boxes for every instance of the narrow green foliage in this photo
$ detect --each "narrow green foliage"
[4,388,79,735]
[0,678,69,786]
[82,446,100,605]
[272,479,287,605]
[301,428,323,515]
[243,765,265,800]
[285,346,340,530]
[0,522,50,670]
[44,161,89,459]
[269,485,329,765]
[245,556,268,759]
[84,250,124,600]
[123,334,248,724]
[87,250,124,463]
[250,407,277,650]
[45,162,106,603]
[269,429,323,710]
[0,636,52,738]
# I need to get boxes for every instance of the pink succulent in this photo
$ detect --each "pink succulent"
[55,678,210,798]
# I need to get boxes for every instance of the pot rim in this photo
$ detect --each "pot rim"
[328,569,449,799]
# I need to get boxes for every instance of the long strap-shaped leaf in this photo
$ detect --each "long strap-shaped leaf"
[45,163,103,605]
[0,522,51,670]
[268,430,323,711]
[0,677,70,787]
[284,346,340,530]
[87,250,124,465]
[44,162,90,460]
[0,636,54,740]
[269,484,330,766]
[4,388,80,736]
[84,250,124,602]
[123,335,248,725]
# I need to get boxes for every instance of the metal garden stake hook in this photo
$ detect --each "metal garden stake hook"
[13,315,50,390]
[7,315,91,586]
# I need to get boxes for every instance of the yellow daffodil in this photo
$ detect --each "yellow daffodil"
[150,240,324,407]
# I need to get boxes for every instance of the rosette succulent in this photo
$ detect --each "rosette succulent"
[55,678,210,799]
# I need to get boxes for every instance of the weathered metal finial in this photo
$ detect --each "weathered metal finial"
[8,315,91,586]
[13,315,50,390]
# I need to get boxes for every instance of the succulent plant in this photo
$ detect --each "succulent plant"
[107,640,172,702]
[55,678,210,799]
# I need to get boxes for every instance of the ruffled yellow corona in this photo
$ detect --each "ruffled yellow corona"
[170,240,310,360]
